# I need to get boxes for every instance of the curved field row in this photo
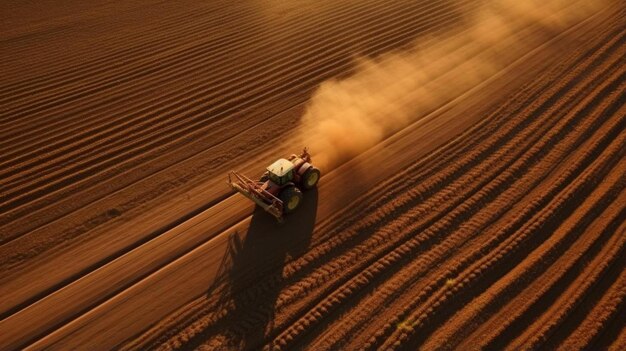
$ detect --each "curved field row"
[382,140,624,350]
[0,1,458,174]
[0,2,256,94]
[0,4,576,344]
[0,1,267,95]
[120,11,625,350]
[0,0,475,150]
[311,69,626,351]
[0,0,434,119]
[0,0,544,274]
[292,56,620,347]
[1,1,623,350]
[424,153,625,350]
[553,246,626,350]
[0,1,474,195]
[0,0,482,247]
[279,52,626,351]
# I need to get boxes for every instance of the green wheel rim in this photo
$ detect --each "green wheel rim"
[307,172,319,187]
[287,195,300,210]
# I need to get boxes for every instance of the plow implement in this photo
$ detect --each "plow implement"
[228,170,284,221]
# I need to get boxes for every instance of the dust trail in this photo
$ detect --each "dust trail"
[300,0,605,169]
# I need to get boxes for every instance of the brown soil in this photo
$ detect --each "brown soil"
[0,0,624,350]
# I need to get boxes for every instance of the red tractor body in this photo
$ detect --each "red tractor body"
[228,148,320,221]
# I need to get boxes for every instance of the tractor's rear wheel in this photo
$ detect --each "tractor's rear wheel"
[280,186,303,214]
[302,167,321,190]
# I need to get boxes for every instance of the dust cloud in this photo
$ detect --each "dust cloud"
[300,0,604,169]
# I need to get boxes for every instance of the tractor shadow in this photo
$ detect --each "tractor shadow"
[206,188,318,350]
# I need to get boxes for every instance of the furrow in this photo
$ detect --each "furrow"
[309,72,626,351]
[4,0,476,187]
[378,111,625,350]
[0,0,464,144]
[0,2,516,242]
[554,257,626,350]
[127,23,621,348]
[0,1,242,89]
[0,13,478,245]
[270,63,626,351]
[0,0,385,106]
[0,2,473,187]
[504,210,626,351]
[312,19,624,254]
[0,1,304,101]
[439,163,625,350]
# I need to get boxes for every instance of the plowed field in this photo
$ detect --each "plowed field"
[1,0,624,350]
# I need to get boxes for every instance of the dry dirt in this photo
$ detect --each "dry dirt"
[0,0,624,350]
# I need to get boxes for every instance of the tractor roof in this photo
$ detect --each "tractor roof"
[267,158,294,176]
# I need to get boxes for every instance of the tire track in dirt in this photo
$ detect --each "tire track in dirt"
[426,152,625,350]
[125,13,620,350]
[377,104,625,350]
[0,8,552,336]
[308,66,626,351]
[0,2,241,86]
[270,52,626,351]
[0,0,436,120]
[0,1,478,246]
[15,11,600,350]
[2,2,623,350]
[0,0,466,149]
[551,246,626,350]
[0,1,472,192]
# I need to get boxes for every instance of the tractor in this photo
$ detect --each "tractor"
[228,148,320,221]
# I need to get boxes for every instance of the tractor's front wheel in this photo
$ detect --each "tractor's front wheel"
[302,167,321,190]
[280,186,303,214]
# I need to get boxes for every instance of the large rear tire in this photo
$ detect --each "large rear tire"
[279,186,303,214]
[302,167,321,190]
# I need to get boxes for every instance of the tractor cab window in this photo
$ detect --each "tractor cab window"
[269,171,282,185]
[269,170,292,185]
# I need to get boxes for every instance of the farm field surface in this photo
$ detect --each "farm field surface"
[0,0,624,350]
